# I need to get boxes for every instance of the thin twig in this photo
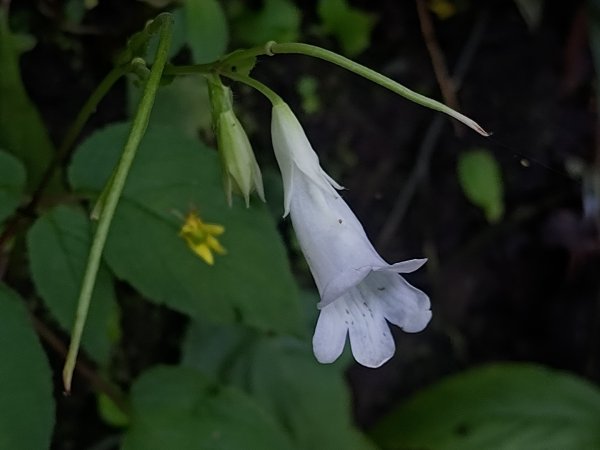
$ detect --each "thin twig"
[415,0,462,135]
[377,11,488,248]
[30,315,130,414]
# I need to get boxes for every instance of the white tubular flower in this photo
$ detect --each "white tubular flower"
[271,102,432,368]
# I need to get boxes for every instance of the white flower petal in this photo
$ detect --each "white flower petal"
[289,172,382,298]
[361,271,431,333]
[319,265,371,308]
[313,304,348,363]
[272,104,335,207]
[341,290,396,368]
[270,102,432,369]
[379,258,428,274]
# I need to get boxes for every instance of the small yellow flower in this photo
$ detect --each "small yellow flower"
[179,211,226,265]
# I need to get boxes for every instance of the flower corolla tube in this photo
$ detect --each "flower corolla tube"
[271,102,432,368]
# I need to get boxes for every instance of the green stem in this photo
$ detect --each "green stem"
[163,63,213,76]
[269,42,489,136]
[62,12,173,393]
[220,71,283,105]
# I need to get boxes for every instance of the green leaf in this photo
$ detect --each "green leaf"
[68,123,302,335]
[371,363,600,450]
[122,365,295,450]
[27,205,118,365]
[457,148,504,223]
[0,149,26,224]
[184,0,228,63]
[234,0,301,46]
[127,75,212,138]
[0,9,54,190]
[0,285,54,450]
[98,392,130,428]
[182,321,375,450]
[317,0,376,56]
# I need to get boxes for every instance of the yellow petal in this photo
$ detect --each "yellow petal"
[204,223,225,235]
[206,235,226,255]
[192,243,214,265]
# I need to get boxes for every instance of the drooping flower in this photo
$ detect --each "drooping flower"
[271,102,432,368]
[179,211,226,265]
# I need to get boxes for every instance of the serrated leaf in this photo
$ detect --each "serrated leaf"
[0,149,26,224]
[0,285,54,450]
[457,148,504,223]
[317,0,376,56]
[371,363,600,450]
[27,205,118,365]
[184,0,228,63]
[68,123,302,335]
[122,366,295,450]
[182,321,375,450]
[0,9,54,190]
[234,0,301,46]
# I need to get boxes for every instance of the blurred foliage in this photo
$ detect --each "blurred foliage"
[0,150,26,224]
[182,320,375,450]
[122,366,296,450]
[0,9,54,190]
[297,75,322,114]
[317,0,377,56]
[231,0,301,46]
[371,364,600,449]
[0,286,55,450]
[183,0,228,63]
[513,0,544,30]
[457,148,504,223]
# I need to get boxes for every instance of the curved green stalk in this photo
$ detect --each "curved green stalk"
[168,41,488,135]
[220,71,284,105]
[269,42,489,136]
[62,12,174,393]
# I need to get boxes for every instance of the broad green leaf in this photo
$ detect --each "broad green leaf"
[27,205,118,365]
[127,75,212,138]
[0,285,54,450]
[0,149,26,224]
[68,123,302,334]
[234,0,301,46]
[0,9,54,190]
[122,366,295,450]
[184,0,228,63]
[457,148,504,223]
[371,364,600,450]
[317,0,376,56]
[183,321,375,450]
